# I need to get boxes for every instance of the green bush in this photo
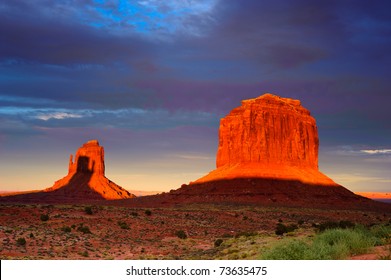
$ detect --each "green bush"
[214,239,223,247]
[262,239,310,260]
[77,225,91,234]
[118,221,129,230]
[40,214,49,221]
[84,206,93,215]
[61,226,72,233]
[316,220,355,232]
[81,250,89,257]
[176,230,187,239]
[16,238,26,246]
[370,224,391,244]
[235,231,257,238]
[261,226,379,260]
[310,227,375,259]
[275,223,298,236]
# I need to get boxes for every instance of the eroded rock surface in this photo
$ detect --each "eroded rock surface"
[44,140,135,200]
[194,94,337,185]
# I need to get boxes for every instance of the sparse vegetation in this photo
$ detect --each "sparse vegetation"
[315,220,355,232]
[84,206,93,215]
[40,214,49,221]
[214,239,223,247]
[1,204,390,260]
[131,212,138,217]
[77,225,92,234]
[261,224,391,260]
[275,223,298,236]
[61,226,72,233]
[176,230,187,239]
[235,231,257,238]
[80,250,89,257]
[118,221,130,230]
[145,210,152,216]
[17,238,26,246]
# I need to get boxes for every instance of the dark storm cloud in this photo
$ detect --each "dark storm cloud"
[1,0,391,138]
[0,4,153,65]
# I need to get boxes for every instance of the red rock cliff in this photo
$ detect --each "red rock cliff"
[194,93,338,186]
[68,140,105,176]
[44,140,135,200]
[217,94,318,168]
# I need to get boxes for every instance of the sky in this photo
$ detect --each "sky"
[1,0,390,193]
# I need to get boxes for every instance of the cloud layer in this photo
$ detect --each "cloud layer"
[1,0,391,192]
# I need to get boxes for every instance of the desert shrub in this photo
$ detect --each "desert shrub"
[298,220,304,225]
[16,238,26,246]
[40,214,49,221]
[77,225,91,234]
[118,221,129,230]
[29,233,34,238]
[80,250,89,257]
[262,226,378,260]
[369,224,391,245]
[84,206,93,215]
[131,212,138,217]
[176,230,187,239]
[338,220,355,229]
[61,226,72,233]
[214,239,224,247]
[262,239,310,260]
[235,231,257,238]
[275,223,298,236]
[311,227,375,258]
[145,210,152,216]
[316,220,355,232]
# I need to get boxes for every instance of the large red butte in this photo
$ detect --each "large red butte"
[194,93,337,186]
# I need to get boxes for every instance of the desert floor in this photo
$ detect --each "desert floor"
[1,203,390,260]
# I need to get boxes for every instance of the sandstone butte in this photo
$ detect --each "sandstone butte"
[193,93,338,185]
[43,140,135,200]
[154,93,389,210]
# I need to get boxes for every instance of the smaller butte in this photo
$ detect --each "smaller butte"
[44,140,135,200]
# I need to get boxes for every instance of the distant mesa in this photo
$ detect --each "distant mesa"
[1,140,135,203]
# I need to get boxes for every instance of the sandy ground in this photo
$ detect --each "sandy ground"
[1,203,390,260]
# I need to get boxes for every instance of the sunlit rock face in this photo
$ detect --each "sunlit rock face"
[195,94,338,186]
[217,93,318,168]
[45,140,135,200]
[68,140,105,176]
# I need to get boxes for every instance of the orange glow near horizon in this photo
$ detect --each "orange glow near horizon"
[356,192,391,200]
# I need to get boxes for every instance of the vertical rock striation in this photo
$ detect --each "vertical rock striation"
[217,94,318,168]
[194,93,338,185]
